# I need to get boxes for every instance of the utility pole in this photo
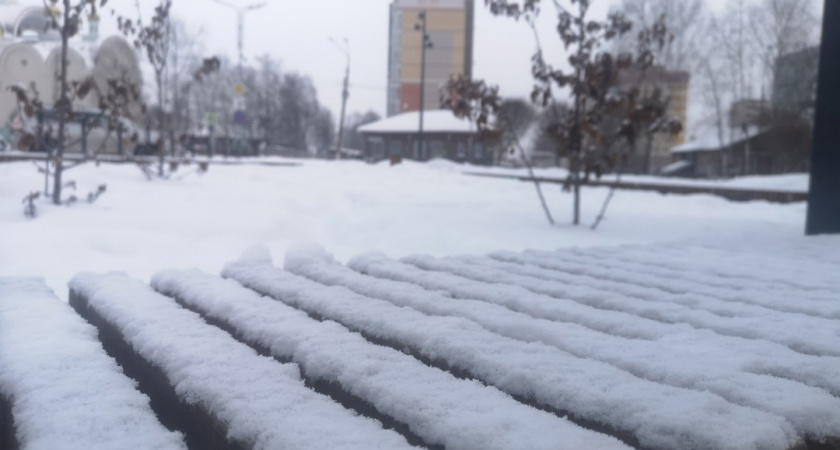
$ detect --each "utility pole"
[330,38,350,160]
[415,11,433,161]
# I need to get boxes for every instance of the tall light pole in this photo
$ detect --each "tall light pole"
[330,37,350,160]
[212,0,266,79]
[415,11,433,161]
[212,0,265,158]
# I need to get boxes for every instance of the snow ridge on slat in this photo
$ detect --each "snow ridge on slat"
[68,273,413,450]
[570,245,840,293]
[402,253,840,357]
[283,249,840,441]
[223,256,802,450]
[348,252,840,398]
[152,268,632,450]
[503,249,840,318]
[0,277,186,450]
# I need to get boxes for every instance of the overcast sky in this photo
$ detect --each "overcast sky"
[99,0,818,132]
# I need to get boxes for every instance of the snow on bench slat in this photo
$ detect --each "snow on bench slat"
[347,253,840,397]
[566,246,839,303]
[508,249,840,318]
[284,249,840,442]
[223,257,802,450]
[152,269,631,450]
[571,245,840,293]
[0,277,186,450]
[402,254,840,358]
[67,273,413,450]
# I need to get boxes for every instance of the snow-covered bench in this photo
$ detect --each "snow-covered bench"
[4,241,839,450]
[0,278,185,450]
[68,273,413,450]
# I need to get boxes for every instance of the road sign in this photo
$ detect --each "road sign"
[233,110,247,125]
[203,112,218,127]
[234,83,246,96]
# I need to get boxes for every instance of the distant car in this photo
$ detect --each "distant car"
[133,142,159,156]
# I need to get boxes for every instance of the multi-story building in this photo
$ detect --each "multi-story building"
[387,0,474,117]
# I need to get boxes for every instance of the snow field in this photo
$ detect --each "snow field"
[223,257,803,450]
[151,269,633,450]
[0,278,186,450]
[402,253,840,357]
[509,248,840,317]
[283,248,840,440]
[67,273,413,450]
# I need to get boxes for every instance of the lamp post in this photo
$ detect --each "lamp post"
[330,37,350,160]
[212,0,265,158]
[211,0,266,79]
[415,11,433,161]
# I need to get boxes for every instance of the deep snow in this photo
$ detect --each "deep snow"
[0,158,835,299]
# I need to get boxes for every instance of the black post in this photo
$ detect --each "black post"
[806,0,840,235]
[81,117,88,156]
[416,12,430,161]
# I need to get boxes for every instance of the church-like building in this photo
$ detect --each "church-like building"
[0,1,143,152]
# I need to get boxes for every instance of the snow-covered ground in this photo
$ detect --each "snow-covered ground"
[0,158,834,299]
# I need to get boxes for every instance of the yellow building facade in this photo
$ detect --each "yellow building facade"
[387,0,474,117]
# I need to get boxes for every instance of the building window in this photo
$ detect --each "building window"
[430,141,445,159]
[389,140,403,156]
[367,137,385,160]
[457,142,466,159]
[474,142,484,160]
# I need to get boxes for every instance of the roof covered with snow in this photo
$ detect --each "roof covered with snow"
[359,110,476,135]
[671,126,766,154]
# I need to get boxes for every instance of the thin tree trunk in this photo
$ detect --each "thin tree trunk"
[52,0,71,205]
[510,129,554,226]
[157,72,165,177]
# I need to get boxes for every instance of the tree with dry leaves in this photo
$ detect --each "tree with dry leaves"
[445,0,681,226]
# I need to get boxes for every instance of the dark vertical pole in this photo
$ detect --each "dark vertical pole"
[806,0,840,235]
[81,117,88,156]
[417,11,428,161]
[117,125,124,157]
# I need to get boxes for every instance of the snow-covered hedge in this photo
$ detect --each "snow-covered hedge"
[0,277,185,450]
[68,273,412,450]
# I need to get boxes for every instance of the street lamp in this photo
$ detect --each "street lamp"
[415,11,433,161]
[211,0,266,79]
[330,37,350,160]
[212,0,265,158]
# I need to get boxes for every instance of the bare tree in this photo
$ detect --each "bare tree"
[611,0,708,72]
[119,0,173,176]
[747,0,821,93]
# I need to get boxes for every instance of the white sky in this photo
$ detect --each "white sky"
[97,0,798,131]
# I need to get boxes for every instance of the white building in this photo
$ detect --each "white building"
[0,0,142,151]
